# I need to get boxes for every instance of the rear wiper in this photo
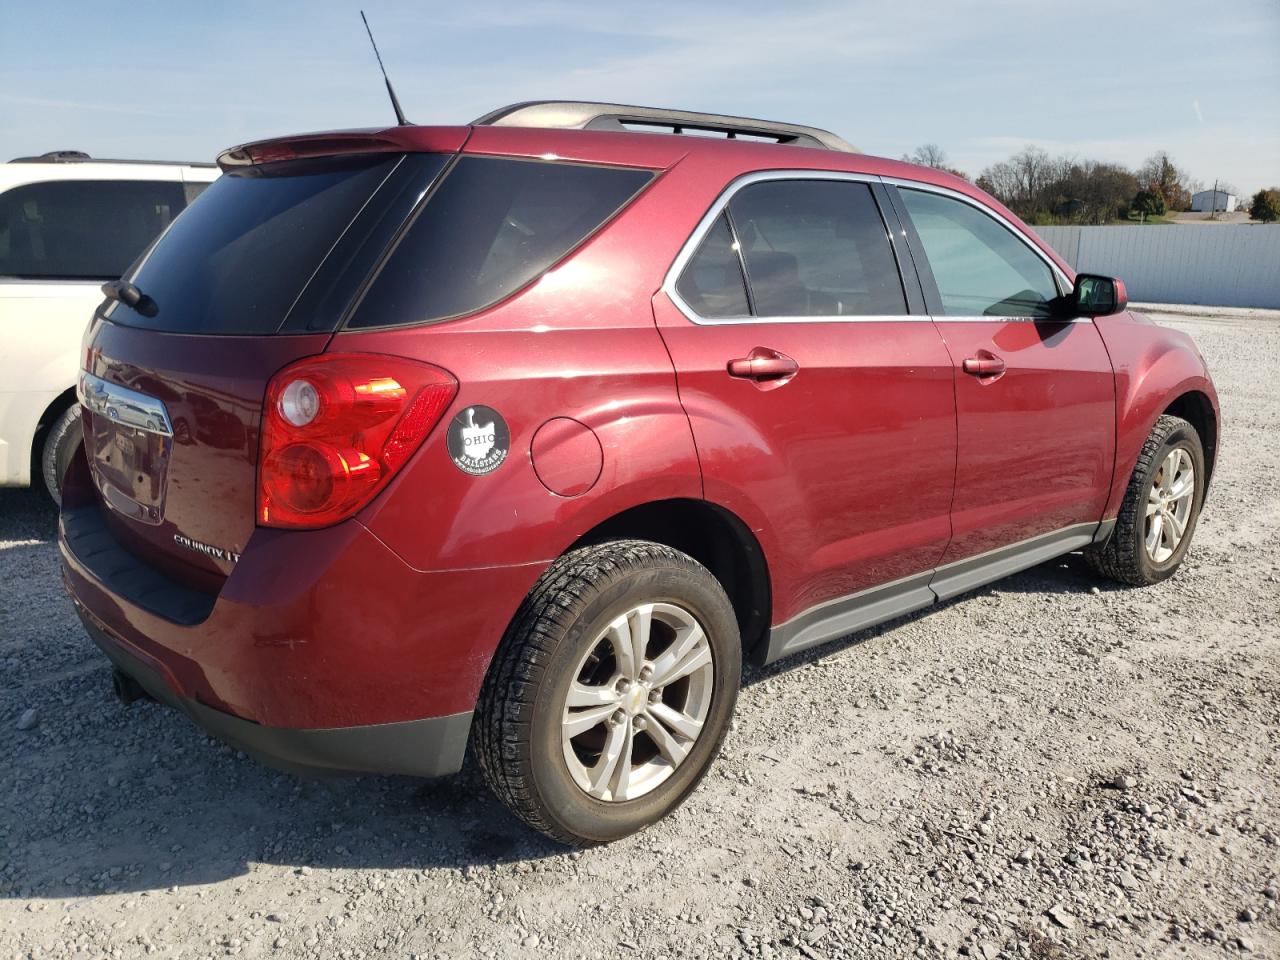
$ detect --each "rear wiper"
[101,279,159,318]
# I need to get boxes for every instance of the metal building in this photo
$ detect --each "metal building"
[1190,189,1238,213]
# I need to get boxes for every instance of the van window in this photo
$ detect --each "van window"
[347,157,653,328]
[0,180,186,280]
[728,180,908,317]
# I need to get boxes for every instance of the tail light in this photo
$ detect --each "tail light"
[258,354,457,529]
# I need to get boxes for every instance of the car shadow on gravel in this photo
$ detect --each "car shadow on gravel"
[2,486,1098,898]
[1,488,564,899]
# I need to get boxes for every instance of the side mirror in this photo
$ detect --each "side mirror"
[1072,274,1127,317]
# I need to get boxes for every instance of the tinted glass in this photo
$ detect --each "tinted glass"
[107,154,403,334]
[899,188,1060,317]
[675,212,750,318]
[727,180,906,317]
[348,157,653,329]
[0,180,186,280]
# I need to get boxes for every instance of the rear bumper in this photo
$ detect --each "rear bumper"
[58,456,548,774]
[80,610,472,777]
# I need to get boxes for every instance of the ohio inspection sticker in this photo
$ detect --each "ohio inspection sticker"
[446,405,510,476]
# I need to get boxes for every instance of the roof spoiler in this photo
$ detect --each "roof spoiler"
[216,133,407,171]
[473,101,858,153]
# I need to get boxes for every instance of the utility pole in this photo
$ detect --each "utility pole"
[1209,178,1219,220]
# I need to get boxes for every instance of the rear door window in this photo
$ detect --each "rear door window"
[0,180,186,281]
[674,213,751,319]
[898,188,1061,317]
[347,157,654,329]
[728,180,908,317]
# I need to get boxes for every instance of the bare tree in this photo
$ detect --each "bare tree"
[902,144,949,168]
[900,144,969,180]
[978,148,1137,224]
[977,146,1060,213]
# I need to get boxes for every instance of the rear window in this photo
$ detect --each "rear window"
[347,157,654,329]
[107,154,407,335]
[0,180,186,281]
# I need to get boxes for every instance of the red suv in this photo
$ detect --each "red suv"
[60,102,1219,845]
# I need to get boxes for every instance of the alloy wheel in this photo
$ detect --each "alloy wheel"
[1145,447,1195,563]
[561,602,714,802]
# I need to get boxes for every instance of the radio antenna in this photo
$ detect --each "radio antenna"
[360,10,409,126]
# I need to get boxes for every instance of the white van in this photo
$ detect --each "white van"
[0,152,219,501]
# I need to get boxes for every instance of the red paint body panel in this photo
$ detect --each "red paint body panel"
[335,164,706,570]
[654,295,957,622]
[935,319,1116,563]
[82,323,330,587]
[1092,311,1219,519]
[60,481,544,725]
[60,121,1218,747]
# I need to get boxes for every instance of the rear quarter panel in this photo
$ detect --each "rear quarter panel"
[1093,310,1219,518]
[337,160,707,573]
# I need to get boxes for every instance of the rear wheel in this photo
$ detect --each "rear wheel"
[40,403,82,506]
[474,540,740,845]
[1086,414,1205,586]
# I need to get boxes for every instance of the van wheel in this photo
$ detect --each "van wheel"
[1086,414,1205,586]
[474,540,740,846]
[40,404,82,506]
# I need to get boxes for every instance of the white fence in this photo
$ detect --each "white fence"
[1035,225,1280,309]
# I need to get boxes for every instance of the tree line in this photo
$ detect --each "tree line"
[900,145,1279,225]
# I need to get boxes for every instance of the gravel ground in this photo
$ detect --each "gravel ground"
[2,307,1277,960]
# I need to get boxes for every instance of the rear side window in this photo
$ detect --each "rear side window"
[675,213,751,319]
[0,180,186,281]
[347,157,653,329]
[728,180,907,317]
[898,188,1060,317]
[107,154,407,335]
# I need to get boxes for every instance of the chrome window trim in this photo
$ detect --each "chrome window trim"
[78,372,174,437]
[931,315,1093,325]
[661,169,920,327]
[662,169,1085,327]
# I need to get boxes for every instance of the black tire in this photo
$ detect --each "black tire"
[474,540,741,846]
[1086,414,1206,586]
[40,403,82,506]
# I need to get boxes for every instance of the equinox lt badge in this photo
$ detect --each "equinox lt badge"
[173,533,241,564]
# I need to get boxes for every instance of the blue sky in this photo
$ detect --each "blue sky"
[2,0,1277,194]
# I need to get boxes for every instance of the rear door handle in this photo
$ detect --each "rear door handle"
[727,351,799,381]
[962,355,1006,377]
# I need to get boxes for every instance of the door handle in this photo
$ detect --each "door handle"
[727,351,799,381]
[962,355,1006,377]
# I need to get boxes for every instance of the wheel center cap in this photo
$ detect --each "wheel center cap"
[625,685,647,715]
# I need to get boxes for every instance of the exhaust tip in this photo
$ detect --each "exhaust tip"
[111,668,153,706]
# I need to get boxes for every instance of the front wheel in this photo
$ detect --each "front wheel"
[474,540,741,846]
[1086,414,1206,586]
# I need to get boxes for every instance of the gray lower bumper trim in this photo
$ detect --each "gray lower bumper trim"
[81,614,472,779]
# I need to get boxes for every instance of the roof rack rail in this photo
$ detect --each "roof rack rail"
[8,150,217,167]
[472,101,858,153]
